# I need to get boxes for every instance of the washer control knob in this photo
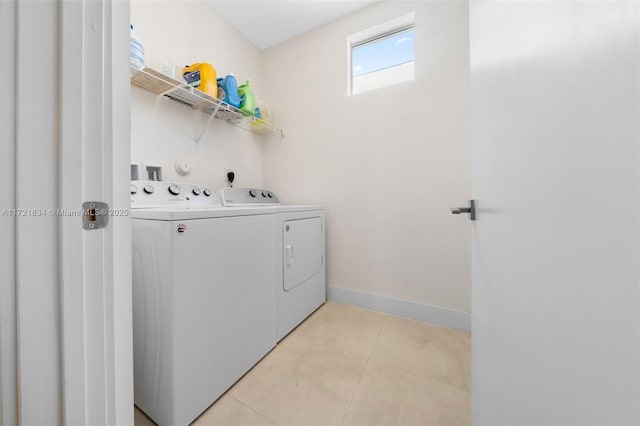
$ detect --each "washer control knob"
[267,192,273,198]
[261,192,267,197]
[249,189,257,198]
[203,188,212,197]
[192,187,201,196]
[168,184,181,196]
[130,184,138,195]
[143,184,154,194]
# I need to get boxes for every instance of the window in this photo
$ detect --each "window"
[347,13,415,95]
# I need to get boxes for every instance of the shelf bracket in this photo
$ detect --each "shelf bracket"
[195,103,221,143]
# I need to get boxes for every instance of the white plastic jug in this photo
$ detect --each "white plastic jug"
[130,24,145,70]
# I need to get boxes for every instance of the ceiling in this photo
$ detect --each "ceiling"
[209,1,378,50]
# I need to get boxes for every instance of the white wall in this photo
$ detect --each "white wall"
[130,1,267,190]
[262,1,471,313]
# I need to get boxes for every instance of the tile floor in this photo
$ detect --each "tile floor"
[135,302,471,426]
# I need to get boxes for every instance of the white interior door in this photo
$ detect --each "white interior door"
[0,1,132,424]
[471,2,640,424]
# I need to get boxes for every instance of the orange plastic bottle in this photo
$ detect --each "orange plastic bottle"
[182,63,217,98]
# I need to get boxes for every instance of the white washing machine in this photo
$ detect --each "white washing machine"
[131,181,278,426]
[218,188,326,341]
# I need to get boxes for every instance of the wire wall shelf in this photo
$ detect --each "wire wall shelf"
[130,65,284,142]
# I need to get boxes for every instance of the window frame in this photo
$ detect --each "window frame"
[346,12,416,96]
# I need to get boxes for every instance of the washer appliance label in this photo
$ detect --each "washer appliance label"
[177,224,187,235]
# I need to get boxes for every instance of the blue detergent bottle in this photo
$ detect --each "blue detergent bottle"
[216,73,242,108]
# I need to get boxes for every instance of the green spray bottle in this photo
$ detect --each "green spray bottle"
[238,80,255,116]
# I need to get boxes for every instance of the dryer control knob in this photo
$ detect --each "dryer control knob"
[130,184,138,195]
[192,188,202,196]
[203,188,212,197]
[168,184,181,196]
[143,184,154,194]
[249,189,257,198]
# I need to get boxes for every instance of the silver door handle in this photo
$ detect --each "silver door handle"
[451,200,476,220]
[450,207,471,214]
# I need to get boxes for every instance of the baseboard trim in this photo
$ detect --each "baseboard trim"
[327,286,471,332]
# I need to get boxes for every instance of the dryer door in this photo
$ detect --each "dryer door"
[283,217,323,291]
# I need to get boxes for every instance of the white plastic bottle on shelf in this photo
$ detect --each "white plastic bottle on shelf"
[130,24,145,71]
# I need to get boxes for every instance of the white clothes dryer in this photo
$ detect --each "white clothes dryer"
[218,187,326,341]
[131,181,278,426]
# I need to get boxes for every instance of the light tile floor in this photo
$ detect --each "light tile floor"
[135,302,471,426]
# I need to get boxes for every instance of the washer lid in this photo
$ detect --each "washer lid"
[275,205,324,213]
[131,205,277,220]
